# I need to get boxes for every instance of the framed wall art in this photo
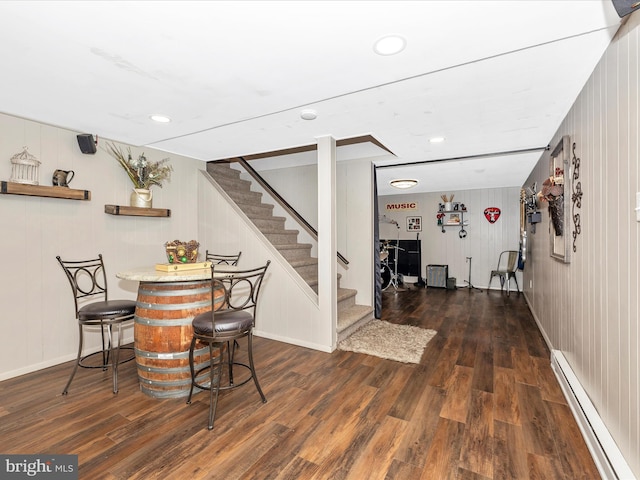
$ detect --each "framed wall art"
[406,216,422,232]
[546,135,571,263]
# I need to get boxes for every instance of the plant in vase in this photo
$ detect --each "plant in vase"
[105,142,173,208]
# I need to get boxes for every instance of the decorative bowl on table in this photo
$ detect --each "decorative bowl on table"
[165,240,199,264]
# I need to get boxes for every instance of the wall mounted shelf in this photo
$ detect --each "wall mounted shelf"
[0,181,91,200]
[104,205,171,217]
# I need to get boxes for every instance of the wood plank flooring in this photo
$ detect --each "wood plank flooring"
[0,288,600,479]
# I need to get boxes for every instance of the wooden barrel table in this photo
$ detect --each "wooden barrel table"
[117,266,231,399]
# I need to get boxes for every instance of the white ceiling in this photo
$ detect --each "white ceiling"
[0,1,623,196]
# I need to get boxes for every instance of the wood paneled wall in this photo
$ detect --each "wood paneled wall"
[379,187,522,289]
[0,114,203,380]
[523,11,639,476]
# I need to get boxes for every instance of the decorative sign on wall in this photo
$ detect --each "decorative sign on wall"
[385,201,417,211]
[484,207,501,223]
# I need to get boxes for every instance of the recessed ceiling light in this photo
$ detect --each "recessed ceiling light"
[300,109,317,120]
[390,179,418,189]
[150,114,171,123]
[374,35,406,56]
[429,136,445,143]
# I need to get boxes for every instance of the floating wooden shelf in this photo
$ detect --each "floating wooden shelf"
[0,181,91,200]
[104,205,171,217]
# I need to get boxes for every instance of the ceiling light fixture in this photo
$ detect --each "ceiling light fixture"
[373,35,406,56]
[300,109,317,120]
[150,114,171,123]
[390,179,418,189]
[429,136,445,143]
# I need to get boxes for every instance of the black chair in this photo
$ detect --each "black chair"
[187,260,270,430]
[205,250,241,266]
[488,250,520,296]
[57,254,136,394]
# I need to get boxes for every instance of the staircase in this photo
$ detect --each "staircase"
[207,163,373,342]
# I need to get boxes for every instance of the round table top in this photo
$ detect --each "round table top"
[117,265,237,282]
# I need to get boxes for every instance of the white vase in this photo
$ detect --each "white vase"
[130,188,153,208]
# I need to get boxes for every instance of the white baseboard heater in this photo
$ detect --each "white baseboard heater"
[551,350,635,479]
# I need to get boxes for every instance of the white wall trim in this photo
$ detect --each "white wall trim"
[551,350,636,480]
[0,340,132,382]
[254,330,333,354]
[523,291,554,351]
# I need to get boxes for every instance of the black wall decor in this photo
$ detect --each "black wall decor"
[571,142,583,253]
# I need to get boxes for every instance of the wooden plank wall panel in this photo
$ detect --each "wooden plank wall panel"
[629,16,640,460]
[197,172,329,351]
[0,112,203,381]
[522,12,640,477]
[379,187,521,290]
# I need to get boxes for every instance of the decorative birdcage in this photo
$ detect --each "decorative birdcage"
[9,147,41,185]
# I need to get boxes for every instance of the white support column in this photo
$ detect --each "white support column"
[316,135,337,349]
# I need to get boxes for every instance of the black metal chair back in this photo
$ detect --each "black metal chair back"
[208,261,268,335]
[57,255,109,315]
[205,250,241,266]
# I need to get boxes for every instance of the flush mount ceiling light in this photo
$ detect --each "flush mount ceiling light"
[390,179,418,189]
[373,35,406,56]
[150,114,171,123]
[429,136,445,143]
[300,109,317,120]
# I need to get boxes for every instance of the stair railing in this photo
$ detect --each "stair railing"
[232,157,349,266]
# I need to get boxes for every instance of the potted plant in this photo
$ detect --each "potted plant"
[106,142,173,208]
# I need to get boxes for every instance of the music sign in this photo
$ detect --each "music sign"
[385,201,417,211]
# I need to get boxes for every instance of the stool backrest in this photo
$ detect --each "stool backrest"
[211,261,270,322]
[206,250,242,266]
[497,250,519,272]
[56,254,109,316]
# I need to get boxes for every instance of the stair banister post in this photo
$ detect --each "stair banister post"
[316,135,338,349]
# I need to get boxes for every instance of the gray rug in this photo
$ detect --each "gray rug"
[338,320,437,364]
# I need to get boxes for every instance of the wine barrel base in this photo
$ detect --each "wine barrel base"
[134,280,225,399]
[136,345,222,399]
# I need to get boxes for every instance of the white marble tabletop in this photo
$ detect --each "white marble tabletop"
[117,265,237,282]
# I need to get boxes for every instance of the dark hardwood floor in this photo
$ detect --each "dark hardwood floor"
[0,287,600,479]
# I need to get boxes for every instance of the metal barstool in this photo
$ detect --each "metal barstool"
[57,254,136,394]
[187,261,270,430]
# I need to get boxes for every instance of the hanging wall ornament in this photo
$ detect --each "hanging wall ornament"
[484,207,501,223]
[571,142,582,252]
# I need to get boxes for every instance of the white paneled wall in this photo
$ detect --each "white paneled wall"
[0,113,202,380]
[255,158,375,306]
[197,172,330,351]
[379,187,522,290]
[523,11,639,477]
[0,115,374,379]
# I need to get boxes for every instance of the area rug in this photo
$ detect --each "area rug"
[338,320,437,364]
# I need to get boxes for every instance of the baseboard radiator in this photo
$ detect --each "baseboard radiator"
[551,350,635,479]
